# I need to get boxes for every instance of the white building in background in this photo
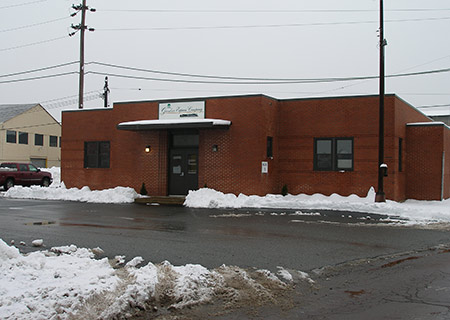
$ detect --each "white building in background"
[0,104,61,167]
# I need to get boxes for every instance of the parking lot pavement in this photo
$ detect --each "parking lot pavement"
[2,198,450,319]
[1,198,450,273]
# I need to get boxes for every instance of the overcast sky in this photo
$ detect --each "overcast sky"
[1,0,449,121]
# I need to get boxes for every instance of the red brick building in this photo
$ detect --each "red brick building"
[61,94,450,201]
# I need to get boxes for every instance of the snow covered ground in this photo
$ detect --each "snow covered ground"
[185,188,450,226]
[1,168,450,318]
[0,239,305,319]
[1,167,449,225]
[2,167,139,204]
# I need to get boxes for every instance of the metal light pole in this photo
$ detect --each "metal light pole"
[375,0,387,202]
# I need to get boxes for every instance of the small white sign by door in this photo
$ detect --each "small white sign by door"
[261,161,268,174]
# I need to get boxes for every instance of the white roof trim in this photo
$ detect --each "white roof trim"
[407,121,450,130]
[117,118,231,130]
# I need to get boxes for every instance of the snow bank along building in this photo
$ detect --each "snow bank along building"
[61,94,450,201]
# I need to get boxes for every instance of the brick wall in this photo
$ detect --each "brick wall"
[445,127,450,199]
[276,95,433,201]
[62,108,117,189]
[62,95,279,196]
[200,95,279,195]
[61,94,446,200]
[278,96,382,198]
[406,124,449,200]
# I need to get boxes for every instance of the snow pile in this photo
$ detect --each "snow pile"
[3,183,138,204]
[0,239,305,320]
[3,168,138,203]
[185,187,377,209]
[0,240,118,320]
[185,188,450,225]
[44,166,61,187]
[2,167,138,203]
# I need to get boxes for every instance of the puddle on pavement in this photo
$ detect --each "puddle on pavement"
[59,221,186,232]
[381,256,420,268]
[25,221,57,226]
[344,289,366,298]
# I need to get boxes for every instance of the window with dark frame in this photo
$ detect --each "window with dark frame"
[267,136,273,158]
[6,130,16,143]
[35,134,44,146]
[18,132,28,145]
[314,138,353,171]
[84,141,110,168]
[49,135,58,147]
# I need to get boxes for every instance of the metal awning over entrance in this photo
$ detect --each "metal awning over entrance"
[117,118,231,131]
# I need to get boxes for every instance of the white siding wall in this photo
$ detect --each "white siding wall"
[0,105,61,167]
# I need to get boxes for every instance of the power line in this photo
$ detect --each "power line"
[0,17,70,33]
[89,61,316,81]
[85,66,450,85]
[96,17,450,32]
[0,92,103,128]
[0,0,47,10]
[42,91,102,111]
[2,122,60,131]
[39,90,99,105]
[86,62,450,83]
[86,70,363,85]
[0,72,78,84]
[0,35,69,52]
[1,60,449,86]
[99,8,450,13]
[0,62,78,79]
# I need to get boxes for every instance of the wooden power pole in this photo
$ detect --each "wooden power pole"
[375,0,388,202]
[70,1,95,109]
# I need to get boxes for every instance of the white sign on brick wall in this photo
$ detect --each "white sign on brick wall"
[262,161,268,174]
[159,101,205,119]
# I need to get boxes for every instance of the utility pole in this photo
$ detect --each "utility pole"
[375,0,388,202]
[103,76,110,108]
[70,1,95,109]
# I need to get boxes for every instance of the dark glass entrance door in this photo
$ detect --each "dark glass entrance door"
[169,131,199,195]
[169,148,199,195]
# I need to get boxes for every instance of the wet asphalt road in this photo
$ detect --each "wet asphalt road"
[1,197,450,272]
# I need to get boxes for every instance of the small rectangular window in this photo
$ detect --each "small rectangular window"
[171,134,199,147]
[315,139,333,170]
[314,138,353,171]
[19,132,28,145]
[336,139,353,170]
[49,135,58,147]
[188,154,198,174]
[84,141,110,168]
[35,134,44,146]
[6,130,16,143]
[98,141,110,168]
[267,136,273,158]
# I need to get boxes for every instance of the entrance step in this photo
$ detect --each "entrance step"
[135,196,185,206]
